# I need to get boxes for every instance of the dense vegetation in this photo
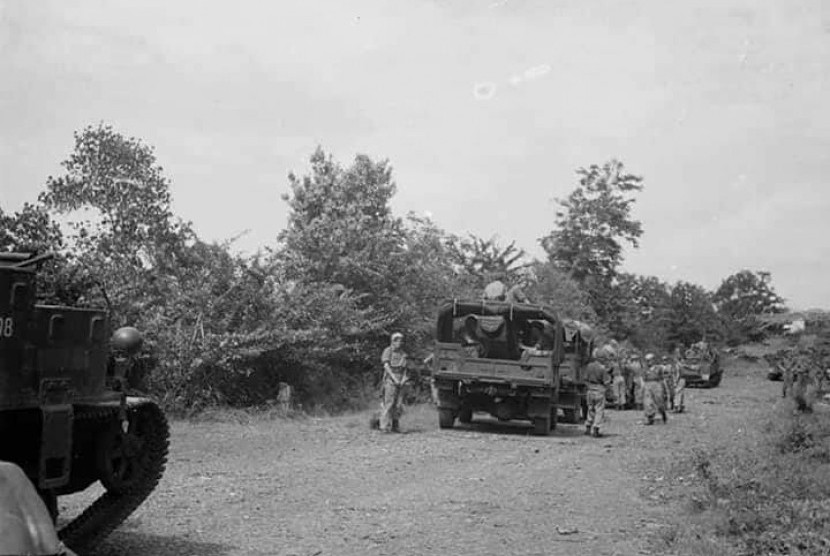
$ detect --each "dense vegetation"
[1,124,787,414]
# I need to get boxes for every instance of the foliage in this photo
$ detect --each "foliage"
[278,147,403,299]
[613,273,672,349]
[447,234,528,286]
[0,202,64,254]
[714,270,786,343]
[684,406,830,555]
[540,159,643,284]
[528,260,596,322]
[666,281,722,348]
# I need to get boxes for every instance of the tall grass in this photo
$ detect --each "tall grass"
[667,403,830,555]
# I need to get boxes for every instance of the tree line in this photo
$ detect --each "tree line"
[0,124,786,413]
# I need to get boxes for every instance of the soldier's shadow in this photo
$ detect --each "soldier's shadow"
[82,531,233,556]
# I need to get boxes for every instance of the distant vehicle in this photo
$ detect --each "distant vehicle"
[429,299,565,435]
[679,342,722,387]
[0,252,169,554]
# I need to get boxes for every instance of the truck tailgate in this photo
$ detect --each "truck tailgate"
[432,343,554,386]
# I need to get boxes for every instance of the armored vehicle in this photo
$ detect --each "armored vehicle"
[679,342,722,387]
[0,252,169,553]
[429,299,564,435]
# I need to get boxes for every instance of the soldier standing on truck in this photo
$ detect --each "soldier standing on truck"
[380,332,408,432]
[642,353,668,425]
[584,351,611,438]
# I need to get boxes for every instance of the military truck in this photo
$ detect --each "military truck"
[679,342,722,387]
[0,252,169,553]
[429,299,565,435]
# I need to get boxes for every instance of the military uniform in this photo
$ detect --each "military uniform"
[584,361,609,437]
[625,357,644,409]
[789,352,817,413]
[642,363,668,425]
[380,340,408,432]
[670,361,685,413]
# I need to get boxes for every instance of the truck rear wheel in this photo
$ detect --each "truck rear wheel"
[438,409,455,429]
[458,408,473,424]
[532,416,551,436]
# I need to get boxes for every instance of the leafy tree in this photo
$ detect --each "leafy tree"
[667,281,722,348]
[540,159,643,283]
[0,202,64,253]
[614,273,672,349]
[528,260,595,322]
[39,124,194,315]
[447,234,528,286]
[713,270,786,343]
[714,270,785,319]
[277,147,404,302]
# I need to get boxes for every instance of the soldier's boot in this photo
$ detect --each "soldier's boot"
[592,428,601,438]
[585,425,592,436]
[392,419,400,433]
[660,409,667,423]
[645,415,654,425]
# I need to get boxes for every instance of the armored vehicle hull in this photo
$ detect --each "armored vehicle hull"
[0,253,169,553]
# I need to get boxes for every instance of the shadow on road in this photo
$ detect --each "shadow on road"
[452,416,596,438]
[82,531,234,556]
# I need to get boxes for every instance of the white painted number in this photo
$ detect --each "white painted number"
[0,317,13,338]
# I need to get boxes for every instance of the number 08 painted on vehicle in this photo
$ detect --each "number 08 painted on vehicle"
[0,316,14,338]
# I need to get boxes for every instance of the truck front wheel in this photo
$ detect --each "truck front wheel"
[438,409,455,429]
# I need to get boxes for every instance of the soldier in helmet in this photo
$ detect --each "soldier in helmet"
[642,353,668,425]
[584,346,612,437]
[379,332,409,432]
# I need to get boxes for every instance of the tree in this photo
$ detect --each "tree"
[277,147,404,303]
[713,270,786,343]
[667,282,722,348]
[0,202,64,253]
[528,260,595,322]
[39,124,194,315]
[540,159,644,284]
[446,234,528,286]
[613,273,672,349]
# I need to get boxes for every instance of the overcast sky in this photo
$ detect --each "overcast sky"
[1,0,828,309]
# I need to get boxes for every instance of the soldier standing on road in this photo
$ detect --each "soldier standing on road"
[584,350,611,438]
[790,348,817,413]
[670,353,686,413]
[661,354,676,412]
[642,353,668,425]
[380,332,408,433]
[610,349,627,410]
[625,351,644,410]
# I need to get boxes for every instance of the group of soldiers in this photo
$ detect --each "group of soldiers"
[583,343,691,437]
[764,343,830,413]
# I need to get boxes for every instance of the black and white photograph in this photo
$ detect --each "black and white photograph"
[1,1,828,555]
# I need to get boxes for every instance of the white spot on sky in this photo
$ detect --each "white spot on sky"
[473,82,497,100]
[523,64,551,81]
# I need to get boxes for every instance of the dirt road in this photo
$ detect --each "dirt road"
[70,359,779,556]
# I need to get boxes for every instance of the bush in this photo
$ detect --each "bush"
[681,405,830,555]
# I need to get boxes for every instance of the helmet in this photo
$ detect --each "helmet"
[111,326,143,354]
[644,353,655,362]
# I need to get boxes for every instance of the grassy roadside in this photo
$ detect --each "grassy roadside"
[654,361,830,556]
